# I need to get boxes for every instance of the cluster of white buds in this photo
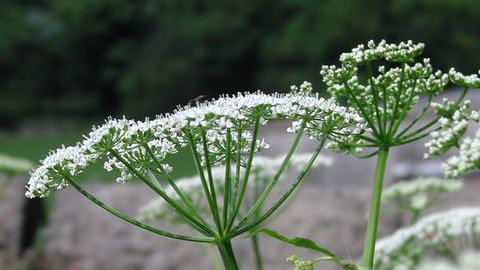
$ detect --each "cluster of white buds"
[441,129,480,178]
[424,99,480,178]
[339,40,425,65]
[449,68,480,89]
[320,40,454,157]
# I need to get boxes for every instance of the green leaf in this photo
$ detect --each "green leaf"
[246,228,342,262]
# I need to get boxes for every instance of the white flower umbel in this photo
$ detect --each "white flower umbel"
[374,207,480,270]
[26,90,363,199]
[440,129,480,178]
[424,101,475,157]
[138,152,333,223]
[382,177,463,214]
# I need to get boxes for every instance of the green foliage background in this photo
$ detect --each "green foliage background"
[1,0,480,123]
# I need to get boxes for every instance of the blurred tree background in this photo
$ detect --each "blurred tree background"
[1,0,480,128]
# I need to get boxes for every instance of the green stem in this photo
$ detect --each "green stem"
[66,176,214,243]
[230,120,307,234]
[200,129,223,233]
[360,147,389,270]
[226,115,261,232]
[366,61,384,135]
[396,93,433,138]
[144,146,212,229]
[388,77,418,141]
[343,82,380,138]
[233,134,326,236]
[251,234,263,270]
[109,149,216,236]
[186,131,222,234]
[386,62,406,138]
[223,128,233,228]
[217,240,239,270]
[204,244,224,270]
[229,129,243,224]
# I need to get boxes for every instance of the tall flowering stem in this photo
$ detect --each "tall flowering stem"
[362,148,389,268]
[321,40,480,269]
[26,87,365,269]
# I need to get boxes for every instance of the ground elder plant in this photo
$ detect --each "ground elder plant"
[25,40,480,270]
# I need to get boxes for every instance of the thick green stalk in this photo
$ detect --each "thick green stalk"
[217,240,239,270]
[360,147,389,269]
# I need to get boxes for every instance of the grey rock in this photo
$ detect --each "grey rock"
[0,175,28,267]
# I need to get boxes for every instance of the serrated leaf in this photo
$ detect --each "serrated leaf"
[246,228,342,262]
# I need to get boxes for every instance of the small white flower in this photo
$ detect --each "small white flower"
[116,171,132,184]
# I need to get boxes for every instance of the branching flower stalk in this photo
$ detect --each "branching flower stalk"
[321,40,480,269]
[25,86,365,269]
[138,152,333,269]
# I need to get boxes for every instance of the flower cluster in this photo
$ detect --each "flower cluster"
[449,68,480,89]
[26,90,364,199]
[441,129,480,178]
[374,207,480,270]
[320,40,453,155]
[286,255,314,270]
[137,152,333,223]
[339,40,425,65]
[424,100,480,178]
[382,177,463,212]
